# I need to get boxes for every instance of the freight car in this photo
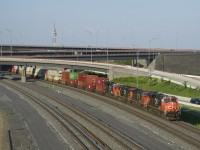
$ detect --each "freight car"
[34,67,47,79]
[45,69,62,82]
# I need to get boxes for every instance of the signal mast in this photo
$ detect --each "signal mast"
[52,23,57,45]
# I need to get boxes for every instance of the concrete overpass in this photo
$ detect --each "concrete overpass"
[0,58,148,80]
[1,44,199,63]
[1,57,200,90]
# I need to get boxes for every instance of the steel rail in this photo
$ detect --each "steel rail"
[21,82,140,150]
[38,80,200,149]
[1,80,103,150]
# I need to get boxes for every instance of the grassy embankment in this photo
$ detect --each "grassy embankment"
[180,104,200,128]
[112,76,200,127]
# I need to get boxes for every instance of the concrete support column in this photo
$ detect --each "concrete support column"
[71,67,74,72]
[21,66,26,82]
[108,66,114,81]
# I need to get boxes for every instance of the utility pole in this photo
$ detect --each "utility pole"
[5,29,12,57]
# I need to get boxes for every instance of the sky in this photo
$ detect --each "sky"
[0,0,200,49]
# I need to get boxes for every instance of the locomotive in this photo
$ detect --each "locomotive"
[105,82,181,120]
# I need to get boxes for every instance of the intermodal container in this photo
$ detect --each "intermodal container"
[67,79,78,87]
[34,67,47,79]
[96,77,109,93]
[86,75,98,91]
[78,80,87,89]
[86,75,98,83]
[70,72,78,80]
[78,73,87,88]
[61,71,70,84]
[86,82,96,91]
[78,73,86,81]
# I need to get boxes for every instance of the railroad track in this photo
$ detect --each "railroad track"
[38,79,200,149]
[1,80,110,150]
[173,121,200,135]
[1,79,141,150]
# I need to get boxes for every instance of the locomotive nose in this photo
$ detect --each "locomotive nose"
[167,102,179,112]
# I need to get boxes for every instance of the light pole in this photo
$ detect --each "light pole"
[5,29,12,57]
[0,31,2,57]
[148,37,159,66]
[85,30,93,62]
[95,30,98,51]
[176,30,179,50]
[136,48,139,88]
[106,29,109,63]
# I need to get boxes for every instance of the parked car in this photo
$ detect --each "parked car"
[190,98,200,104]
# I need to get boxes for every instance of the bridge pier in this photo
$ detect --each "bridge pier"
[108,66,114,81]
[21,66,26,82]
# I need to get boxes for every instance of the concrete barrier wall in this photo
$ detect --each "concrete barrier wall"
[155,53,200,76]
[111,66,148,79]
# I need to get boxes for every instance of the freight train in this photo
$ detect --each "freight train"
[11,65,181,120]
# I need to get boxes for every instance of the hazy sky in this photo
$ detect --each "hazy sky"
[1,0,200,49]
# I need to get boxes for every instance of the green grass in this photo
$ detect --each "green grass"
[112,76,200,127]
[114,60,132,66]
[36,83,55,90]
[112,76,200,98]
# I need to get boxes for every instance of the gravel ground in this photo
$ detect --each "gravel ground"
[12,81,130,149]
[0,86,38,150]
[0,80,69,150]
[1,78,199,150]
[2,81,81,150]
[35,81,199,150]
[0,111,7,150]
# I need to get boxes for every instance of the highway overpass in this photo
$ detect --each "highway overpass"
[1,44,198,62]
[0,58,148,80]
[0,57,200,89]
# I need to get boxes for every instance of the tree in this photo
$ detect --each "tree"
[183,81,188,88]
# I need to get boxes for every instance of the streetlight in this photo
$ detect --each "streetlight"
[136,48,139,88]
[176,30,179,50]
[85,29,93,62]
[5,29,12,57]
[106,29,110,63]
[95,30,99,51]
[0,31,2,57]
[148,37,159,66]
